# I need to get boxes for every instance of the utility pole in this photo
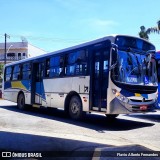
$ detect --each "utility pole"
[4,33,10,65]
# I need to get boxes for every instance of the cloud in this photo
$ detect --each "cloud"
[75,18,119,37]
[88,18,119,30]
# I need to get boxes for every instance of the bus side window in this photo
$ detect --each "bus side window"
[12,65,21,81]
[75,50,88,75]
[5,66,12,81]
[50,56,60,77]
[22,63,31,80]
[45,58,50,77]
[46,56,63,78]
[65,50,88,76]
[59,56,64,76]
[65,52,75,76]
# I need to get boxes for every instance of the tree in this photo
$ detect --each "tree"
[139,26,149,40]
[0,64,4,79]
[158,19,160,30]
[139,19,160,40]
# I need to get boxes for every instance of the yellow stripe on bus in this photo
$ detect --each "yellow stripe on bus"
[135,93,141,97]
[11,81,26,90]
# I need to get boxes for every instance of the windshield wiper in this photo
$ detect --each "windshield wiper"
[126,48,141,75]
[146,50,155,55]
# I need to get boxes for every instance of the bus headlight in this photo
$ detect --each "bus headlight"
[119,95,128,103]
[120,95,125,101]
[112,89,120,96]
[112,89,128,103]
[112,89,117,94]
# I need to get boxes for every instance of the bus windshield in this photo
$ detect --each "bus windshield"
[112,50,157,86]
[112,36,158,88]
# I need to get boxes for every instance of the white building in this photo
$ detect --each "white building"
[0,41,47,64]
[0,41,47,96]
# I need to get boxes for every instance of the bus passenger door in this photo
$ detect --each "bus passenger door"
[90,46,110,111]
[31,62,44,105]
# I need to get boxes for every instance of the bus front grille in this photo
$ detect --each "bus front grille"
[130,99,153,103]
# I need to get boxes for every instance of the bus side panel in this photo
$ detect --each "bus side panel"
[42,76,90,110]
[3,80,31,105]
[3,89,18,103]
[71,76,90,111]
[50,94,66,108]
[43,78,73,108]
[4,90,30,105]
[24,92,31,105]
[107,77,129,114]
[42,92,51,107]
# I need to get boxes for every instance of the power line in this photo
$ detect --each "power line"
[0,34,86,43]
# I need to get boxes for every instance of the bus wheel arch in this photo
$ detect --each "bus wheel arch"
[65,91,83,120]
[17,91,26,110]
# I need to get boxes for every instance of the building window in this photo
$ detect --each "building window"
[7,53,15,60]
[18,53,21,60]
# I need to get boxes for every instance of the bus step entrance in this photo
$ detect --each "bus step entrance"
[91,107,106,112]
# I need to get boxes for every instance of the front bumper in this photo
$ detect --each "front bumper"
[109,97,156,114]
[126,98,156,112]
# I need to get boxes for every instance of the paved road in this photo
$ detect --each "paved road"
[0,100,160,159]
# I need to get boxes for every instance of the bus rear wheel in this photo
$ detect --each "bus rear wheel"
[69,96,83,120]
[17,93,26,110]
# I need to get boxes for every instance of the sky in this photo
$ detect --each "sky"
[0,0,160,52]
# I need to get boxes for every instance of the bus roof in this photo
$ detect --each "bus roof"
[4,34,155,67]
[4,35,114,67]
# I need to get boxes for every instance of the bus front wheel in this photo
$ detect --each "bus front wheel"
[69,96,83,120]
[17,93,26,110]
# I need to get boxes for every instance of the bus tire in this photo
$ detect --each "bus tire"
[106,114,119,119]
[17,93,26,110]
[69,96,83,120]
